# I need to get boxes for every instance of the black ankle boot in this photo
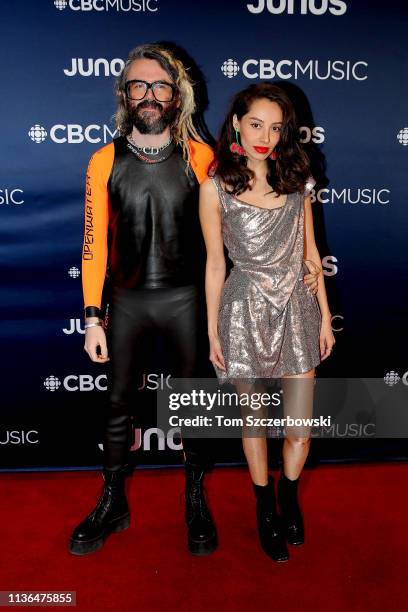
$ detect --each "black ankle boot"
[253,476,289,562]
[277,472,304,546]
[69,465,130,556]
[185,453,217,556]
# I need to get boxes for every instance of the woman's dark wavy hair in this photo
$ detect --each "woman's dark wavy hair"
[213,83,311,196]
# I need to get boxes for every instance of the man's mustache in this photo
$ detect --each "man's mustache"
[135,100,163,112]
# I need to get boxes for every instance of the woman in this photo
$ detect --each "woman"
[199,83,335,562]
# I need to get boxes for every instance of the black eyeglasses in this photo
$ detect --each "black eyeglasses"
[124,80,177,102]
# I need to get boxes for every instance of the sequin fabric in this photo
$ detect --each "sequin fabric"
[211,175,322,383]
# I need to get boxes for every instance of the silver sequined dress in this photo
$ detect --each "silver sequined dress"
[212,175,321,383]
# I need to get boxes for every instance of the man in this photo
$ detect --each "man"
[69,43,217,557]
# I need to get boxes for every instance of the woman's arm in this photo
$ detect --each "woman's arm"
[303,195,331,321]
[303,195,335,360]
[199,178,227,370]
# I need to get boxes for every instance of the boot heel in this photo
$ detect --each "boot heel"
[110,514,130,533]
[188,531,218,556]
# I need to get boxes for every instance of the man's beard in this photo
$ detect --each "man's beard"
[128,99,179,135]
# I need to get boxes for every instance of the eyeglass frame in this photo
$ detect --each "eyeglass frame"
[124,79,178,102]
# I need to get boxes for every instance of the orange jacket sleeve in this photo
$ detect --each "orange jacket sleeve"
[81,143,114,310]
[188,140,214,184]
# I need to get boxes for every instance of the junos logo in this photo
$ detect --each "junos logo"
[221,58,367,81]
[44,374,107,391]
[310,188,390,205]
[64,58,125,77]
[98,427,182,452]
[247,0,347,15]
[0,430,39,445]
[28,124,118,144]
[54,0,158,12]
[299,126,325,144]
[321,255,338,277]
[63,319,85,335]
[0,189,24,205]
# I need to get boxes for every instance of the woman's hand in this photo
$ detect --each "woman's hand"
[84,322,110,363]
[319,316,335,361]
[209,334,226,371]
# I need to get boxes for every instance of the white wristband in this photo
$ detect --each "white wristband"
[84,322,104,329]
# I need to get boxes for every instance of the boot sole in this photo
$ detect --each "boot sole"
[188,532,218,556]
[69,514,130,556]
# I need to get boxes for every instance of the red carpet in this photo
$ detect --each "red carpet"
[1,464,407,611]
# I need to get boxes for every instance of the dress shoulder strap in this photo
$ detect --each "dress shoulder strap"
[210,174,228,213]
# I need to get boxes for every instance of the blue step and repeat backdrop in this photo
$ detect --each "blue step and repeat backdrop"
[1,0,407,470]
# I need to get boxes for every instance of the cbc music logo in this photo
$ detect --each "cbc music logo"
[384,371,408,386]
[54,0,158,12]
[397,128,408,146]
[309,188,391,205]
[43,374,107,391]
[28,124,117,144]
[220,58,367,81]
[0,188,24,205]
[68,266,80,278]
[0,430,40,445]
[64,58,125,77]
[98,427,182,452]
[246,0,347,15]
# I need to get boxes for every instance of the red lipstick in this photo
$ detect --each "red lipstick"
[253,146,270,154]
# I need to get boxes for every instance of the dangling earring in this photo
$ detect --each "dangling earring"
[230,127,246,156]
[270,150,278,160]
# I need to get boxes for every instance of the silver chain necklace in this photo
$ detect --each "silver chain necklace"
[128,133,173,155]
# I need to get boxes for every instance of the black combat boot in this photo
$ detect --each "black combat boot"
[253,476,289,562]
[277,471,304,546]
[185,452,218,556]
[69,464,130,556]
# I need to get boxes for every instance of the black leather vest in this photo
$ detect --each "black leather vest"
[107,136,205,289]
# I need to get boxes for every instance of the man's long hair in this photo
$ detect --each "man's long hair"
[114,43,203,163]
[213,83,311,196]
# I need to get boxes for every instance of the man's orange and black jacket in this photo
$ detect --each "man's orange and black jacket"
[81,136,214,317]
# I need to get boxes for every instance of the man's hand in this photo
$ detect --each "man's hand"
[84,318,110,363]
[303,271,319,295]
[303,259,321,295]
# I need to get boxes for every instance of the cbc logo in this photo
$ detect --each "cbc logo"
[54,0,158,12]
[221,59,240,79]
[28,124,117,144]
[384,371,408,386]
[246,0,347,15]
[397,128,408,146]
[68,266,80,278]
[44,374,107,391]
[220,58,367,81]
